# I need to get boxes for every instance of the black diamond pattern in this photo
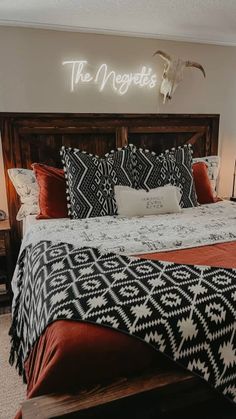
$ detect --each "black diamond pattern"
[10,241,236,404]
[134,146,197,208]
[60,146,134,218]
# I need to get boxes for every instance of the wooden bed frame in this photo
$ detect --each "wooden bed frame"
[0,112,222,418]
[1,112,219,263]
[22,367,221,419]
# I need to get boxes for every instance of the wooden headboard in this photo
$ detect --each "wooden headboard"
[0,112,219,263]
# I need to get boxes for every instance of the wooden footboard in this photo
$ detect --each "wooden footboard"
[21,367,217,419]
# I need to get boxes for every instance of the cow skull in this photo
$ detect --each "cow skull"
[153,50,206,103]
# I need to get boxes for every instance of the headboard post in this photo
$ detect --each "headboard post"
[116,127,128,148]
[0,113,220,268]
[1,117,22,262]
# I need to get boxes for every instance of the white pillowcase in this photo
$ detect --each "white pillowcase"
[8,168,39,221]
[115,185,182,217]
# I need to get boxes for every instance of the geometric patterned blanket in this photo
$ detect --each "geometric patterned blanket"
[9,241,236,403]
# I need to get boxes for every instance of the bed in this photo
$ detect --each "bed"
[2,113,235,418]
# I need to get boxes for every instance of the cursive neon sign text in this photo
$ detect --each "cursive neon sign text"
[63,60,158,95]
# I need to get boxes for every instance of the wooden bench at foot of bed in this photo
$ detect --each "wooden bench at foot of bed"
[21,367,220,419]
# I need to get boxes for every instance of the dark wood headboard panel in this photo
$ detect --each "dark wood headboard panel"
[0,113,219,263]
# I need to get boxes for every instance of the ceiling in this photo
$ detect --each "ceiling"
[0,0,236,46]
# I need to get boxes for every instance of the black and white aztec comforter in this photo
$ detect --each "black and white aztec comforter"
[10,240,236,404]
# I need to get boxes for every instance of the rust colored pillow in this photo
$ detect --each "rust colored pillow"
[192,162,215,204]
[32,163,68,219]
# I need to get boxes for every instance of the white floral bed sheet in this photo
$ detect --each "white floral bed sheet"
[21,200,236,256]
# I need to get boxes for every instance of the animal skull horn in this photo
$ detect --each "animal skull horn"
[153,50,206,103]
[153,50,171,62]
[185,61,206,78]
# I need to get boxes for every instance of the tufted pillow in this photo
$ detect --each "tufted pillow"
[192,162,215,204]
[32,163,68,219]
[134,145,197,208]
[60,146,134,219]
[193,155,220,197]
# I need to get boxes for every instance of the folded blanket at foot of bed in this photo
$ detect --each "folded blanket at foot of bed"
[10,240,236,412]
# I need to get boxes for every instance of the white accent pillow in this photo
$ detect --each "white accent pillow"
[193,156,220,196]
[8,168,39,221]
[115,185,182,217]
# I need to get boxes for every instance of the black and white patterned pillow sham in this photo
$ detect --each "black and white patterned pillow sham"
[134,145,197,208]
[60,146,134,219]
[105,144,136,187]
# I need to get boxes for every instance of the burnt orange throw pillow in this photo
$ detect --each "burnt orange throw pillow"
[192,162,215,204]
[32,163,68,219]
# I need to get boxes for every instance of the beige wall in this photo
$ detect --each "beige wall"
[0,26,236,213]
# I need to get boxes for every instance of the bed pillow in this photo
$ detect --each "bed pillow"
[115,185,182,217]
[105,144,136,187]
[32,163,68,219]
[192,162,215,204]
[134,145,197,208]
[60,146,134,218]
[8,168,39,221]
[193,155,220,196]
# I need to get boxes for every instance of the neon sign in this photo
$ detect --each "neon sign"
[62,60,158,95]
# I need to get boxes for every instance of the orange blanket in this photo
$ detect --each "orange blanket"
[139,241,236,268]
[16,241,236,418]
